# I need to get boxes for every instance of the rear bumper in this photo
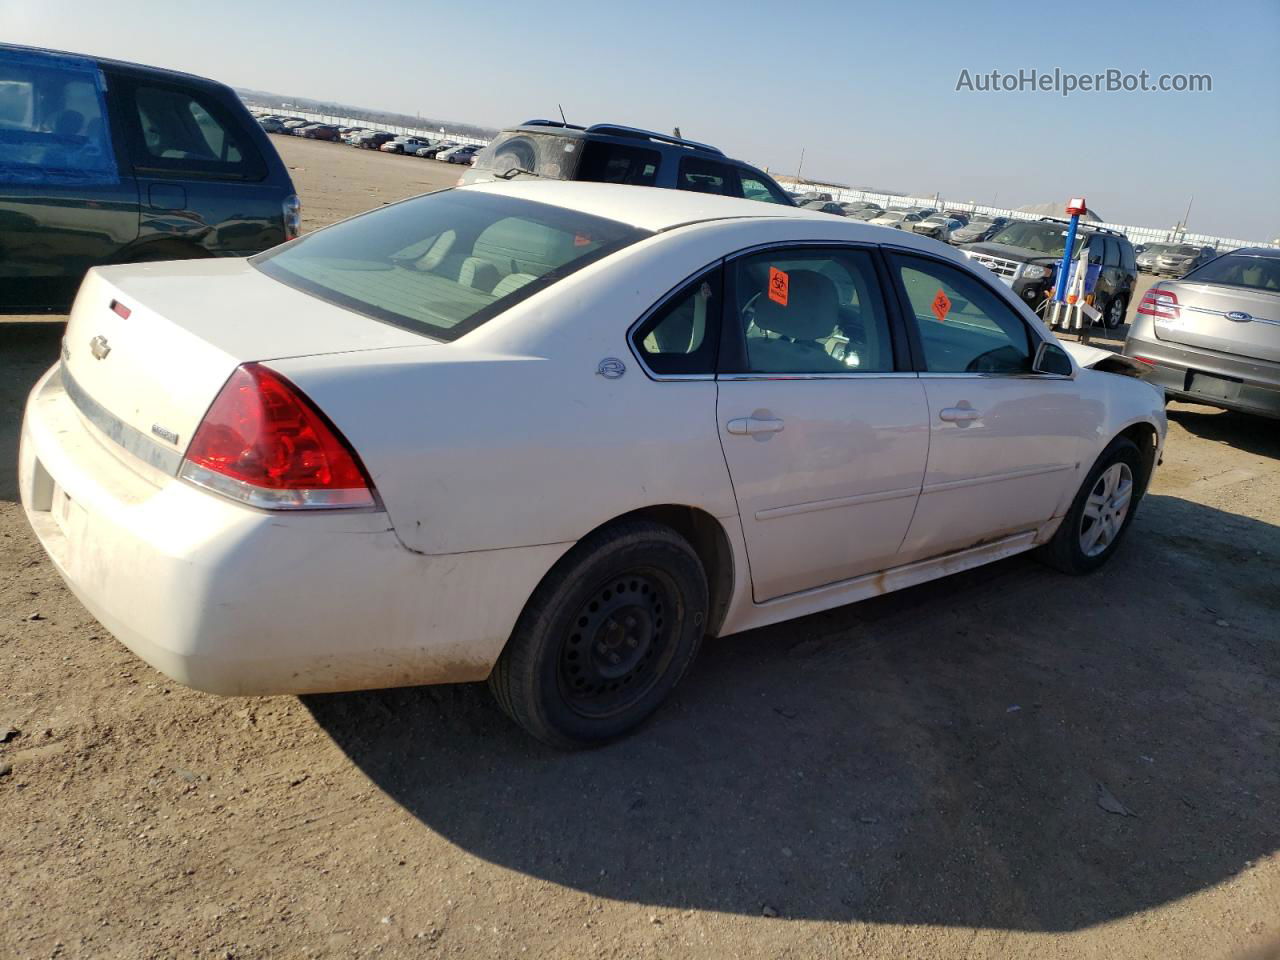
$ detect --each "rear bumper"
[19,365,569,695]
[1122,334,1280,418]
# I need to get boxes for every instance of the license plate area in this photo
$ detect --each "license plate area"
[1188,371,1242,401]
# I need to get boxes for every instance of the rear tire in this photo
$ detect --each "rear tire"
[1037,437,1144,575]
[1103,295,1128,330]
[488,520,708,749]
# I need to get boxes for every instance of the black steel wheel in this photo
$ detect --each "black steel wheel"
[488,520,708,748]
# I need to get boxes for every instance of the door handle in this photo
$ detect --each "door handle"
[938,407,981,423]
[726,416,786,436]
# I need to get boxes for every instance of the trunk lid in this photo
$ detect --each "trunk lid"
[1151,280,1280,363]
[62,258,433,471]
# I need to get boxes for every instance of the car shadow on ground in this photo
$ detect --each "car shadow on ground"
[1167,403,1280,459]
[0,321,64,502]
[306,495,1280,932]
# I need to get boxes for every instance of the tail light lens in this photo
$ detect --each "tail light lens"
[179,364,375,510]
[283,194,302,239]
[1137,288,1180,320]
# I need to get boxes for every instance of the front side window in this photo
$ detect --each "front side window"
[125,83,262,179]
[0,49,117,184]
[631,268,721,375]
[739,172,789,204]
[677,156,740,197]
[889,253,1032,374]
[254,190,650,341]
[728,247,895,374]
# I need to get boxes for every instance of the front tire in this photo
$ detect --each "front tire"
[488,520,708,749]
[1037,437,1144,575]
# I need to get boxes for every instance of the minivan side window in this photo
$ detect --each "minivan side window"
[0,50,118,185]
[577,141,660,187]
[677,156,740,197]
[122,81,264,180]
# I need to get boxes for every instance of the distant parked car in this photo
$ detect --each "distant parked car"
[1124,247,1280,418]
[840,201,881,216]
[258,117,288,134]
[802,200,846,216]
[381,137,434,155]
[414,141,457,158]
[868,210,924,230]
[801,191,834,202]
[1152,244,1217,277]
[912,214,965,242]
[0,42,299,313]
[847,207,885,222]
[354,131,396,150]
[951,215,1010,244]
[301,124,341,141]
[282,119,311,133]
[440,144,483,164]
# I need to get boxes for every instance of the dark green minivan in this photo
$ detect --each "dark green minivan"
[1,43,299,313]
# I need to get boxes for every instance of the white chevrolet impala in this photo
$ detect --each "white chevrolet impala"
[20,182,1166,747]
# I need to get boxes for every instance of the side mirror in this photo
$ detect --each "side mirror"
[1032,340,1074,376]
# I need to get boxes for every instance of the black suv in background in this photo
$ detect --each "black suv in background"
[0,43,298,313]
[960,218,1138,329]
[460,121,795,205]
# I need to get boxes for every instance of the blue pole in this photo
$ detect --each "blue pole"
[1053,213,1081,303]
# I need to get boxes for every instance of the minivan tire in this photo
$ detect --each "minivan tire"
[488,520,708,749]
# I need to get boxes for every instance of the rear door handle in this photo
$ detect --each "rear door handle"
[726,416,786,436]
[938,407,981,423]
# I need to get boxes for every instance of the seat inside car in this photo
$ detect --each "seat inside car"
[745,269,844,372]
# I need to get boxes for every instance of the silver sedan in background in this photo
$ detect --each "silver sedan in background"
[1124,247,1280,418]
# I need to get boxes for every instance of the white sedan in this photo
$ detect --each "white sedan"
[19,182,1166,747]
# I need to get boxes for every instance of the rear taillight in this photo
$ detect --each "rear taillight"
[283,194,302,239]
[179,364,375,510]
[1137,288,1180,320]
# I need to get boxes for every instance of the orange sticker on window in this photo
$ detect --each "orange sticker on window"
[574,233,592,247]
[768,267,789,306]
[931,289,952,322]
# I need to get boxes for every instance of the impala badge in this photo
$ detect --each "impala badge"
[151,423,179,445]
[89,335,111,360]
[596,357,626,379]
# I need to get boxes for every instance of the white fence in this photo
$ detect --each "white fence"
[245,104,492,148]
[776,179,1276,252]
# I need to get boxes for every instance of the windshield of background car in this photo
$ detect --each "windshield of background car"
[253,190,650,341]
[1143,244,1173,256]
[986,222,1085,258]
[1172,246,1201,256]
[1182,254,1280,293]
[471,130,585,180]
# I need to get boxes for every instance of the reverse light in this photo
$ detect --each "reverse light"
[179,364,376,510]
[1137,288,1181,320]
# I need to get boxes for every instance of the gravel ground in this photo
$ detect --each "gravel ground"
[1,135,1277,960]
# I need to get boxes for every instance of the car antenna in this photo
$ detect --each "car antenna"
[558,104,568,126]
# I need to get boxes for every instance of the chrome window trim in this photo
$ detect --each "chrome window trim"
[60,362,184,475]
[718,372,920,381]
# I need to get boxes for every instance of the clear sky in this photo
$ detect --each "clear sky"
[4,0,1277,240]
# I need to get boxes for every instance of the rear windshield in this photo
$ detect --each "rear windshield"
[253,190,650,341]
[471,130,584,180]
[1182,254,1280,292]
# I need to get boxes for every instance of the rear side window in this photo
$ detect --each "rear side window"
[677,156,740,196]
[254,190,650,341]
[631,268,721,376]
[577,141,660,187]
[1120,241,1136,271]
[121,81,264,180]
[0,49,118,185]
[1103,237,1121,266]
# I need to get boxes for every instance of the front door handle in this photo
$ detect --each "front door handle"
[938,406,981,423]
[726,416,786,436]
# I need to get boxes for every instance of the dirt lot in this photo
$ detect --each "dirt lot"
[2,135,1277,960]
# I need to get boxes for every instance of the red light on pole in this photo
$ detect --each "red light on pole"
[1066,197,1087,216]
